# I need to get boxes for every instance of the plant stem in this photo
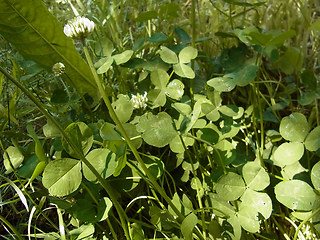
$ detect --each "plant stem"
[0,215,24,240]
[82,44,185,222]
[0,65,131,240]
[190,0,196,107]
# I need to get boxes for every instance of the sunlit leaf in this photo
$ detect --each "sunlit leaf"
[237,205,260,233]
[242,161,270,191]
[112,94,133,123]
[275,180,316,211]
[42,158,82,196]
[181,213,198,240]
[273,142,304,167]
[173,62,195,79]
[305,126,320,151]
[136,112,177,147]
[279,113,309,142]
[165,79,184,100]
[207,74,236,92]
[240,188,272,220]
[3,146,24,174]
[113,50,133,65]
[311,161,320,191]
[178,46,198,63]
[82,149,118,182]
[159,46,178,64]
[215,172,245,201]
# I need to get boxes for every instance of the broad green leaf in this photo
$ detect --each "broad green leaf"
[279,113,310,142]
[96,197,113,222]
[3,146,24,174]
[218,105,239,117]
[113,50,134,65]
[159,46,178,64]
[29,161,46,182]
[268,30,296,47]
[169,135,194,153]
[0,0,96,98]
[196,128,219,144]
[148,89,166,107]
[112,94,133,123]
[275,180,316,211]
[62,122,93,158]
[215,172,245,201]
[135,10,158,22]
[82,149,118,182]
[159,2,181,20]
[273,142,304,167]
[175,26,191,43]
[119,123,142,150]
[277,47,304,74]
[237,205,260,233]
[235,65,259,86]
[95,37,114,57]
[207,74,236,92]
[311,161,320,191]
[240,188,272,219]
[96,57,114,74]
[173,62,195,79]
[225,215,242,240]
[42,158,82,196]
[136,112,177,147]
[311,18,320,31]
[201,103,220,122]
[100,122,122,141]
[242,161,270,191]
[181,213,198,240]
[76,224,95,239]
[207,193,235,218]
[150,69,170,89]
[281,161,307,180]
[165,79,184,100]
[179,46,198,63]
[147,32,168,43]
[305,126,320,151]
[312,197,320,233]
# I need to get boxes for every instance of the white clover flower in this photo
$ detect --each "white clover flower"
[63,16,95,40]
[52,62,65,76]
[131,92,148,109]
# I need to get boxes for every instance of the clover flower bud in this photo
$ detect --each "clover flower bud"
[63,16,95,40]
[131,92,148,109]
[52,62,65,76]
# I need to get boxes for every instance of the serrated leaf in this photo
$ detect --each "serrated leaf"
[0,0,97,98]
[273,142,304,167]
[243,161,270,191]
[82,149,118,182]
[173,62,195,79]
[279,113,310,142]
[179,46,198,63]
[136,112,177,147]
[215,172,245,201]
[275,180,316,211]
[42,158,82,196]
[159,46,178,64]
[113,50,133,65]
[311,161,320,191]
[305,126,320,151]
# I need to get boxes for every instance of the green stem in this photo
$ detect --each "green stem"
[0,215,24,240]
[82,44,185,222]
[0,65,131,240]
[293,207,320,240]
[190,0,196,107]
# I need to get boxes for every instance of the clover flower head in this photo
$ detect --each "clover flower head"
[52,62,65,76]
[131,92,148,109]
[63,16,95,40]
